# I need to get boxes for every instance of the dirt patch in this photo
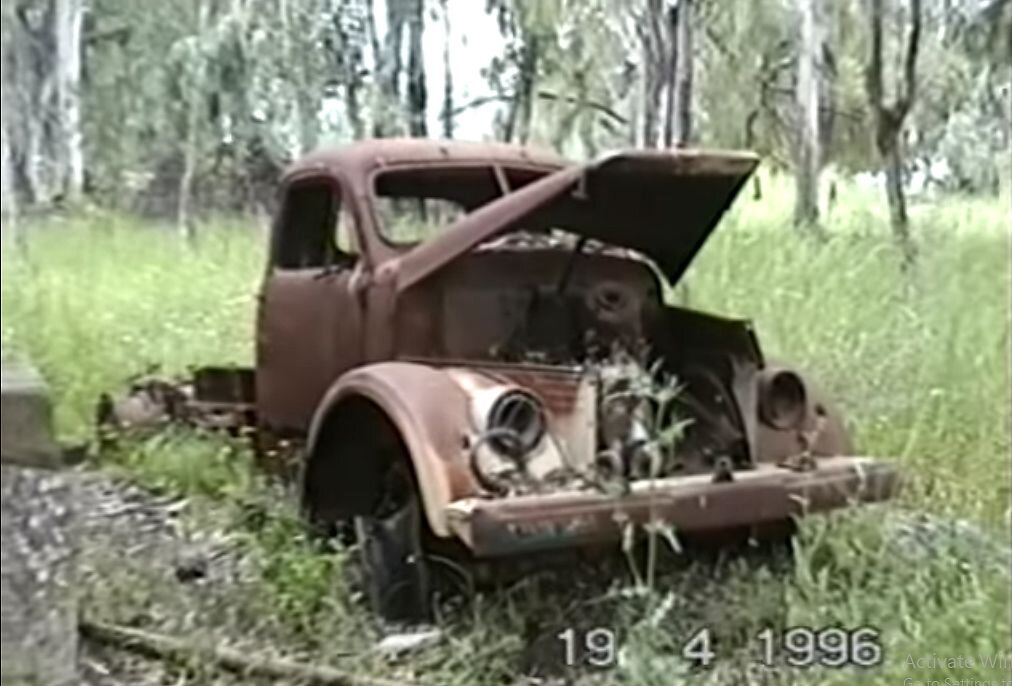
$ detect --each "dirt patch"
[76,472,258,685]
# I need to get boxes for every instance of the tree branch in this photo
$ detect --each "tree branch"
[450,91,628,125]
[765,86,865,122]
[703,24,735,61]
[535,90,629,125]
[85,25,132,47]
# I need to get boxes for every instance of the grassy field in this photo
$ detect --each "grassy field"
[1,177,1010,685]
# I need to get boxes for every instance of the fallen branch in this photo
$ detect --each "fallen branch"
[80,619,424,686]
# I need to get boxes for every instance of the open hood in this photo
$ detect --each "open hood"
[395,149,759,290]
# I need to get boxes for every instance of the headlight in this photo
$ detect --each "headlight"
[758,368,808,430]
[482,388,547,459]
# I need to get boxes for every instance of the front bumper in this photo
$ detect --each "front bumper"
[445,456,899,558]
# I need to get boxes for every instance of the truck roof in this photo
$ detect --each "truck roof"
[285,138,567,182]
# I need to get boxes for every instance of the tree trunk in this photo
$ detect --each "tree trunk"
[296,93,318,154]
[0,124,21,253]
[406,0,427,137]
[4,0,87,208]
[53,0,84,202]
[744,109,763,199]
[1,27,16,222]
[794,0,822,230]
[384,0,405,96]
[661,5,678,147]
[639,0,665,148]
[884,141,915,263]
[347,79,365,139]
[504,33,539,145]
[440,0,454,139]
[177,0,209,242]
[21,111,45,205]
[516,34,538,144]
[1,125,12,216]
[375,0,406,137]
[8,3,56,205]
[335,2,365,139]
[363,0,383,136]
[1002,67,1011,199]
[282,0,317,153]
[865,0,921,266]
[672,0,694,146]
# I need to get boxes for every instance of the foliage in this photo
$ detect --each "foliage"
[785,509,1010,684]
[104,428,255,499]
[239,496,353,641]
[685,175,1009,526]
[0,209,261,438]
[5,0,1005,228]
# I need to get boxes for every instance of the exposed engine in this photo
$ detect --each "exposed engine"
[461,343,758,497]
[391,247,766,495]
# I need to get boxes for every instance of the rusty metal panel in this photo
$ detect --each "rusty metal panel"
[446,457,899,558]
[257,268,364,433]
[193,366,255,406]
[286,137,566,182]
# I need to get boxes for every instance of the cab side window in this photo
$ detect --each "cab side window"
[274,180,358,269]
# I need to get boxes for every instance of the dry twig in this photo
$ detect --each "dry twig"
[80,619,425,686]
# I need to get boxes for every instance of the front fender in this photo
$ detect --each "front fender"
[305,361,481,537]
[754,362,854,462]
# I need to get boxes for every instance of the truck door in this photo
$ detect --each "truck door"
[256,176,365,434]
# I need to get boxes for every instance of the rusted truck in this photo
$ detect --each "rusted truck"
[110,138,899,621]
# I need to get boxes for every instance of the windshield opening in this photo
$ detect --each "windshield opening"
[373,165,550,246]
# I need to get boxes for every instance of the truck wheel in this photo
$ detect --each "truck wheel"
[354,493,433,624]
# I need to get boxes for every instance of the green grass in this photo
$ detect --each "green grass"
[1,210,262,439]
[2,179,1009,685]
[102,428,256,500]
[686,184,1011,528]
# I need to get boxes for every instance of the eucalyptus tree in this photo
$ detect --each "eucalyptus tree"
[83,0,362,227]
[536,0,632,156]
[438,0,453,138]
[1,0,85,207]
[6,0,1007,227]
[865,0,922,265]
[794,0,826,230]
[485,0,565,144]
[907,0,1011,193]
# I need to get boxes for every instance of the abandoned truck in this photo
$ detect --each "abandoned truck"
[121,138,900,620]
